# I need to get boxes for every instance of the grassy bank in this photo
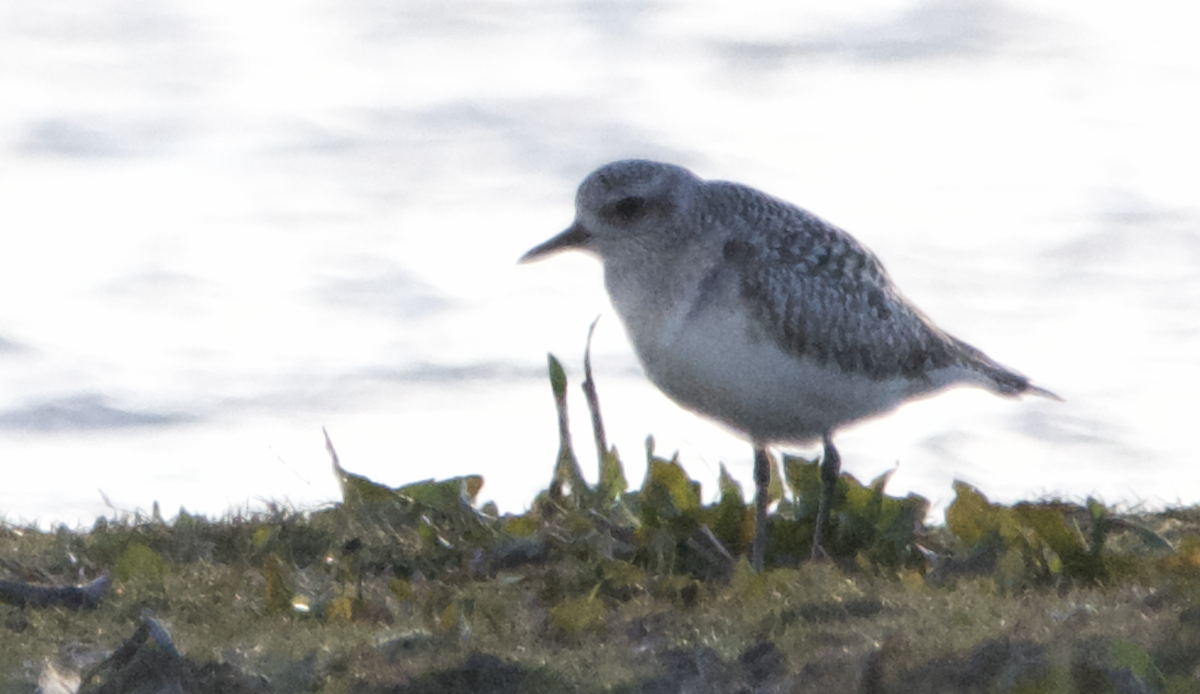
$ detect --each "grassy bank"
[2,354,1198,693]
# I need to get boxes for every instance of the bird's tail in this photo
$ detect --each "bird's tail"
[1021,382,1063,401]
[951,335,1062,401]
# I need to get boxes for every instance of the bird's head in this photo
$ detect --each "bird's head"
[520,160,700,264]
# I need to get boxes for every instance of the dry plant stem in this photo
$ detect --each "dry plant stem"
[323,427,340,468]
[551,357,576,499]
[752,445,770,572]
[547,354,596,505]
[700,525,736,565]
[582,316,608,470]
[555,399,572,469]
[685,536,732,572]
[323,427,348,499]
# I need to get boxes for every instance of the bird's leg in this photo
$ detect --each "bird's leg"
[811,433,840,561]
[752,444,770,572]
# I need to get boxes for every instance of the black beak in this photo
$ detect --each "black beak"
[519,222,592,263]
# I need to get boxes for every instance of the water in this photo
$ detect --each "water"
[1,0,1198,526]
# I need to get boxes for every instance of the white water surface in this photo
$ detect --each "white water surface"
[1,0,1198,525]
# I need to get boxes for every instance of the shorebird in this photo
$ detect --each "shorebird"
[520,159,1055,570]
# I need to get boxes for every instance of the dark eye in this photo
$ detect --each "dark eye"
[611,196,647,223]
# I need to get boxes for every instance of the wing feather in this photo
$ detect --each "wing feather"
[711,183,981,383]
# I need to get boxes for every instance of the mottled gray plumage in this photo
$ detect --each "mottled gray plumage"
[712,181,1032,391]
[522,159,1055,567]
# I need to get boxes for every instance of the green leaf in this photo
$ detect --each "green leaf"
[638,443,701,532]
[397,476,484,513]
[263,553,293,614]
[718,463,743,503]
[842,472,875,516]
[645,458,700,515]
[783,455,821,522]
[504,515,538,537]
[765,517,814,561]
[547,353,587,505]
[597,446,628,505]
[549,584,605,636]
[547,353,567,398]
[337,467,403,508]
[328,427,401,510]
[1016,503,1104,581]
[867,493,928,569]
[945,481,999,547]
[832,472,883,556]
[1016,505,1086,560]
[869,467,896,495]
[1085,497,1113,559]
[114,542,167,584]
[767,452,784,505]
[1110,518,1172,552]
[713,479,750,555]
[552,446,591,505]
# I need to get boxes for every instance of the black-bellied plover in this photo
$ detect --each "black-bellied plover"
[521,159,1056,570]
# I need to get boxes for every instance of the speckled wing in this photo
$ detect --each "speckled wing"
[714,183,1028,391]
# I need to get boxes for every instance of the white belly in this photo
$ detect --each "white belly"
[645,302,921,442]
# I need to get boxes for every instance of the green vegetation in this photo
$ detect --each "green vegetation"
[2,351,1200,692]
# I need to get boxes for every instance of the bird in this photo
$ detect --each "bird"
[520,159,1056,570]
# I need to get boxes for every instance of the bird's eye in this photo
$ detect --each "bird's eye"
[611,196,647,223]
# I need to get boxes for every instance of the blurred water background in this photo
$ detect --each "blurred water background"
[1,0,1198,526]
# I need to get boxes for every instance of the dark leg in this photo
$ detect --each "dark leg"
[752,444,770,572]
[811,433,840,561]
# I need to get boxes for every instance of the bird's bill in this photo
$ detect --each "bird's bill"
[519,221,592,263]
